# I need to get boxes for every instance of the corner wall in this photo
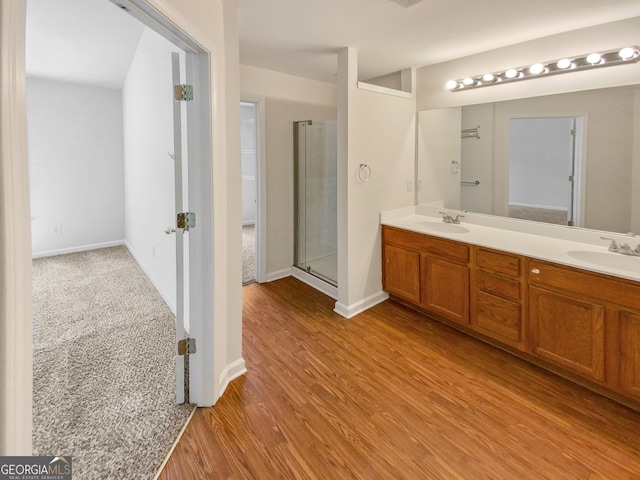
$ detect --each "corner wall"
[336,48,416,317]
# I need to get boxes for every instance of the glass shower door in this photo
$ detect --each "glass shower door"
[294,120,337,286]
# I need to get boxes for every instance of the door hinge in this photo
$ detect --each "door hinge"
[177,212,196,231]
[178,338,196,356]
[174,84,193,101]
[569,175,574,182]
[570,128,576,136]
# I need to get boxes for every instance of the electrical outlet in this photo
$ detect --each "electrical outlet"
[51,225,62,236]
[151,246,156,258]
[407,180,413,192]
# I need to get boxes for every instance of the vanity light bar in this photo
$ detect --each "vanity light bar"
[446,46,640,91]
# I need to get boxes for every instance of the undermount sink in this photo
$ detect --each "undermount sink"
[567,250,640,274]
[416,221,469,234]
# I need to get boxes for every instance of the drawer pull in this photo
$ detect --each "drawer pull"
[531,268,540,274]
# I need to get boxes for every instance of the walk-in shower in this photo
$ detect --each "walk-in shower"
[293,120,337,287]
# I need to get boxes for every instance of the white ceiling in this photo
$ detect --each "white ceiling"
[26,0,640,88]
[26,0,144,89]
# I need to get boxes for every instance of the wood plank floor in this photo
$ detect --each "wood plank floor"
[159,277,640,479]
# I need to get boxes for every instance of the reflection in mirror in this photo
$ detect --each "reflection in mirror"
[417,84,640,235]
[508,116,580,227]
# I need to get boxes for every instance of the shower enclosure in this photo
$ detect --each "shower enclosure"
[293,120,337,287]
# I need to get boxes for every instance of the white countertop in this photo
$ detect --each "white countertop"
[381,207,640,283]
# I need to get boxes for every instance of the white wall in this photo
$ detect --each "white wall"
[460,103,494,214]
[336,48,416,317]
[417,108,461,209]
[416,17,640,110]
[122,27,180,312]
[27,77,124,256]
[240,64,337,279]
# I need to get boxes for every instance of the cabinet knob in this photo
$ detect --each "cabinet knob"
[531,268,540,274]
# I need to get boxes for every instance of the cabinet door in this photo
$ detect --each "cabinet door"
[423,256,469,325]
[383,244,421,304]
[528,286,605,382]
[619,310,640,400]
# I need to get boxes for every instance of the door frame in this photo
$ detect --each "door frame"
[111,0,215,407]
[0,0,220,453]
[240,96,267,283]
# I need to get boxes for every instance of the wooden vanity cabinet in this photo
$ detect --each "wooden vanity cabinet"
[472,248,524,349]
[382,226,470,325]
[382,225,640,407]
[618,310,640,400]
[527,259,640,395]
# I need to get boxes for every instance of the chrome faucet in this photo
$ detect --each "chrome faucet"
[439,211,464,224]
[601,236,640,256]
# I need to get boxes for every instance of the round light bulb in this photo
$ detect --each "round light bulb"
[556,58,572,69]
[482,73,495,82]
[619,47,637,60]
[529,63,545,74]
[586,53,602,65]
[462,77,475,86]
[505,68,519,79]
[446,80,459,90]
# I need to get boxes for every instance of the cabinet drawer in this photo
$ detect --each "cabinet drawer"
[477,248,521,277]
[476,270,520,301]
[528,259,640,311]
[383,226,469,264]
[476,291,521,343]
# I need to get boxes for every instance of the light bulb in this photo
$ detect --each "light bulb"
[462,77,475,86]
[446,80,459,90]
[529,63,545,74]
[482,73,495,82]
[505,69,519,79]
[556,58,572,69]
[619,47,637,60]
[586,53,602,65]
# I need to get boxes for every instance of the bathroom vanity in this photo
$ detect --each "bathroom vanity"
[381,210,640,408]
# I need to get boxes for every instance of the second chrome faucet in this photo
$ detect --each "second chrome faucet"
[601,236,640,256]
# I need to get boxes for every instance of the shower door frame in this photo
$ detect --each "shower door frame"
[293,119,338,290]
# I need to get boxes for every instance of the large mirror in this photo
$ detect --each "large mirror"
[417,84,640,235]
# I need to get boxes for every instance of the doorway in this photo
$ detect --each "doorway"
[25,0,212,474]
[507,116,582,226]
[240,97,266,285]
[240,101,258,285]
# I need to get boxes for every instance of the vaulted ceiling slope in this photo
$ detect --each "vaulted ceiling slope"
[26,0,144,89]
[26,0,640,88]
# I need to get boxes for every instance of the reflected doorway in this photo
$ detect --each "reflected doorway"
[508,116,582,227]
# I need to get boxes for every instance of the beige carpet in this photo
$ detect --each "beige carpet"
[243,224,256,285]
[508,205,569,225]
[32,246,194,480]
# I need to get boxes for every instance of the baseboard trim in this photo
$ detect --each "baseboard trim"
[334,290,389,319]
[291,267,338,300]
[266,267,292,282]
[218,357,247,399]
[32,240,124,259]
